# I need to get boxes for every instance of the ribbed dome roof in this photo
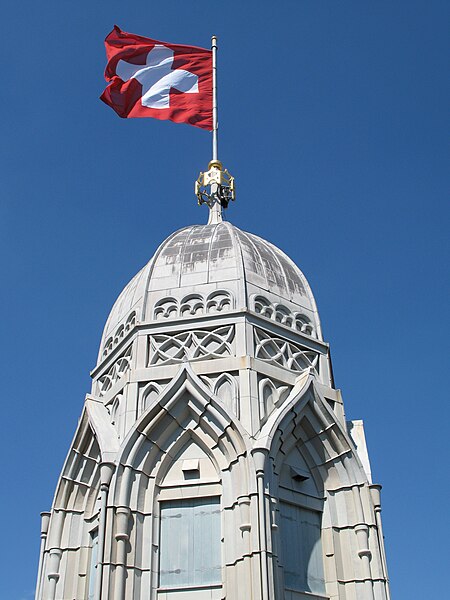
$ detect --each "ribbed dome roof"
[98,222,322,363]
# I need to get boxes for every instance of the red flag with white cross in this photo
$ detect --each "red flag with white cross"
[101,26,213,130]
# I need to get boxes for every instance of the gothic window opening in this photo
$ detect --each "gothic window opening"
[278,445,327,598]
[159,496,221,590]
[156,436,223,597]
[279,502,326,596]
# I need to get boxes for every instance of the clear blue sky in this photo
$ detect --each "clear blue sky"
[1,1,448,598]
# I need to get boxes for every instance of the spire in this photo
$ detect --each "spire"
[195,160,235,223]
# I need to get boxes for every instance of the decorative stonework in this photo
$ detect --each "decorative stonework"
[200,373,239,417]
[154,290,234,320]
[252,295,315,337]
[97,345,133,397]
[139,381,165,414]
[102,312,137,358]
[254,328,318,373]
[40,218,391,600]
[148,325,235,365]
[258,377,291,421]
[109,395,121,424]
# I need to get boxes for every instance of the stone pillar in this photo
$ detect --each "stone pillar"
[46,548,62,600]
[114,506,131,600]
[252,448,269,600]
[371,484,390,600]
[352,486,375,600]
[35,512,51,600]
[94,462,115,600]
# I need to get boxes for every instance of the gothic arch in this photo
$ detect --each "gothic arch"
[113,364,250,496]
[140,381,162,414]
[41,406,115,600]
[213,372,239,416]
[254,372,388,600]
[50,401,118,514]
[106,364,259,600]
[258,377,290,423]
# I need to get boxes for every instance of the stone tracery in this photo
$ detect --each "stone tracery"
[97,344,133,397]
[148,325,235,365]
[254,327,319,373]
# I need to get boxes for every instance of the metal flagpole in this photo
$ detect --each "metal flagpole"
[195,34,234,221]
[211,35,218,161]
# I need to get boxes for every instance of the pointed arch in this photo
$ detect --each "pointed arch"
[112,363,251,506]
[109,395,121,426]
[157,432,220,487]
[213,372,239,416]
[258,378,290,423]
[254,372,388,600]
[259,377,277,421]
[255,371,360,484]
[40,405,114,600]
[106,364,257,600]
[139,381,162,414]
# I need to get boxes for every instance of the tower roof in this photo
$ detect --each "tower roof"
[98,222,322,364]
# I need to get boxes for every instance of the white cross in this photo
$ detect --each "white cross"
[116,44,199,109]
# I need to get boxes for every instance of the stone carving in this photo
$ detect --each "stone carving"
[258,377,291,421]
[98,345,133,397]
[103,311,137,358]
[154,290,234,320]
[201,373,239,417]
[252,295,315,337]
[254,328,318,373]
[109,394,122,426]
[140,382,164,414]
[154,297,179,320]
[149,326,235,365]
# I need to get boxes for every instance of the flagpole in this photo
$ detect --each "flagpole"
[196,34,234,222]
[212,35,218,161]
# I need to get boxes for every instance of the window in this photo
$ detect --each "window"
[159,496,221,589]
[280,502,325,595]
[88,529,98,600]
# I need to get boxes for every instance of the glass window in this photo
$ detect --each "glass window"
[88,529,98,600]
[280,502,325,595]
[159,496,221,589]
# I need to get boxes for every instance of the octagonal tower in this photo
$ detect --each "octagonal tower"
[36,162,390,600]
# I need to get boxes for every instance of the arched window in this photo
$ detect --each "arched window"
[278,445,326,598]
[156,437,222,599]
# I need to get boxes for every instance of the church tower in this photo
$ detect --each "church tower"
[36,161,390,600]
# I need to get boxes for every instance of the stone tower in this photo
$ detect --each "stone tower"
[36,162,390,600]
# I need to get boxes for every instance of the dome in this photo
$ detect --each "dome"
[98,222,322,363]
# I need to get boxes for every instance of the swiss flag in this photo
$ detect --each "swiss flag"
[101,26,213,130]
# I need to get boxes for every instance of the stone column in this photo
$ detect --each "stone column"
[252,448,269,600]
[114,506,131,600]
[35,512,50,600]
[371,484,390,600]
[94,462,115,600]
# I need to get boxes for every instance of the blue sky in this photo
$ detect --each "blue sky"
[1,1,449,598]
